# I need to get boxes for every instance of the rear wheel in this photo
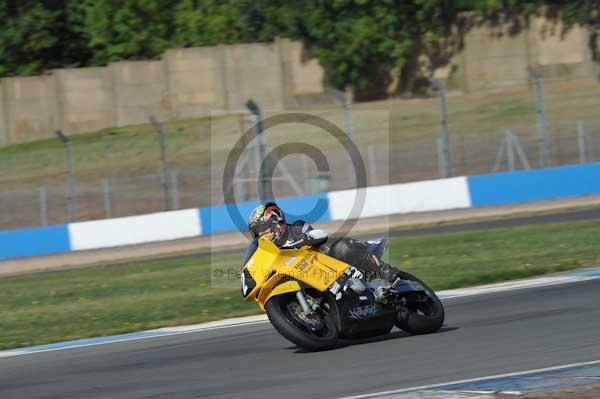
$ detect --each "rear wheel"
[394,271,444,335]
[265,293,338,351]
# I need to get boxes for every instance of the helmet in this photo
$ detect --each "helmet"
[248,202,286,241]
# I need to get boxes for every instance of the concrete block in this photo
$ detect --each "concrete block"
[223,42,285,111]
[531,17,587,65]
[54,67,114,134]
[1,75,58,143]
[0,81,7,146]
[111,61,171,125]
[164,47,224,118]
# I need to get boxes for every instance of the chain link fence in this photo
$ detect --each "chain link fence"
[3,73,600,231]
[1,118,599,230]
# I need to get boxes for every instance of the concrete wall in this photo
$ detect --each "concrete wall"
[164,47,226,118]
[55,68,113,133]
[279,39,328,107]
[0,82,7,146]
[223,42,285,111]
[437,15,596,92]
[111,61,168,126]
[0,38,316,146]
[463,21,531,91]
[0,15,597,146]
[1,75,58,143]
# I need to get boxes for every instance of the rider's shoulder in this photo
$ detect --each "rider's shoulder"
[291,220,313,233]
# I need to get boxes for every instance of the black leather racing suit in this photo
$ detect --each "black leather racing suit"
[272,220,328,249]
[272,220,399,282]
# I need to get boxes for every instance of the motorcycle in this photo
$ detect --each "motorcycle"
[241,236,444,351]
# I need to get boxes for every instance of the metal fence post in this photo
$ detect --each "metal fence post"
[508,130,531,170]
[528,67,550,167]
[332,89,356,186]
[577,120,586,164]
[55,130,76,222]
[39,187,48,226]
[492,135,507,172]
[367,144,377,186]
[429,79,452,177]
[506,131,515,171]
[236,115,249,201]
[246,100,269,200]
[149,115,170,211]
[436,138,446,177]
[170,170,180,210]
[103,178,112,218]
[302,156,310,193]
[331,89,355,141]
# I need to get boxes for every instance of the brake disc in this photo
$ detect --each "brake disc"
[287,302,324,331]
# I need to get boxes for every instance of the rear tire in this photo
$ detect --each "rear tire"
[394,271,444,335]
[265,293,338,351]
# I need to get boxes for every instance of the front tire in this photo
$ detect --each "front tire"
[394,271,444,335]
[265,293,338,351]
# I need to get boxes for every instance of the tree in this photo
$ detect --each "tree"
[81,0,178,65]
[1,0,598,88]
[0,0,89,77]
[237,0,448,93]
[173,0,243,47]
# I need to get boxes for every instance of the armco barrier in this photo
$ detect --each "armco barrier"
[0,225,71,260]
[467,163,600,207]
[68,209,202,251]
[199,193,331,235]
[327,177,471,220]
[1,162,599,261]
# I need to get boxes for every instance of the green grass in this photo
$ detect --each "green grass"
[387,219,600,289]
[2,78,600,191]
[0,116,215,187]
[1,219,599,350]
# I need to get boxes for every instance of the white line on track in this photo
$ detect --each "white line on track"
[0,267,598,358]
[336,359,600,398]
[0,315,270,358]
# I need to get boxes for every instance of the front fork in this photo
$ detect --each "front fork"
[296,290,323,315]
[295,291,312,314]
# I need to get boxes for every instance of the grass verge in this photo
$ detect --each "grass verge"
[3,78,600,191]
[1,219,599,350]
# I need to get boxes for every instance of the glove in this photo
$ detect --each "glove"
[304,229,328,246]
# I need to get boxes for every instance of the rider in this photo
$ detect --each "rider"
[246,202,401,283]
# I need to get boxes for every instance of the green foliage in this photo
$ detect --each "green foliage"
[0,1,598,89]
[0,0,90,76]
[173,0,243,47]
[294,1,418,89]
[82,0,178,65]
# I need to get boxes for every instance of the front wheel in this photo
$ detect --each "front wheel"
[394,271,444,335]
[265,293,338,351]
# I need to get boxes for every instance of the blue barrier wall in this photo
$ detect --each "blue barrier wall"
[199,193,331,235]
[2,163,600,261]
[0,224,71,260]
[468,163,600,207]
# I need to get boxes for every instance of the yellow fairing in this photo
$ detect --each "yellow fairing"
[260,280,301,311]
[242,236,350,310]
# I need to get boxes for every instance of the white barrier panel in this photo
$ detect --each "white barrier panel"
[68,209,201,251]
[327,177,472,221]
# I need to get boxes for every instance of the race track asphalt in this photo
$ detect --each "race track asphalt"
[386,206,600,238]
[1,278,599,399]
